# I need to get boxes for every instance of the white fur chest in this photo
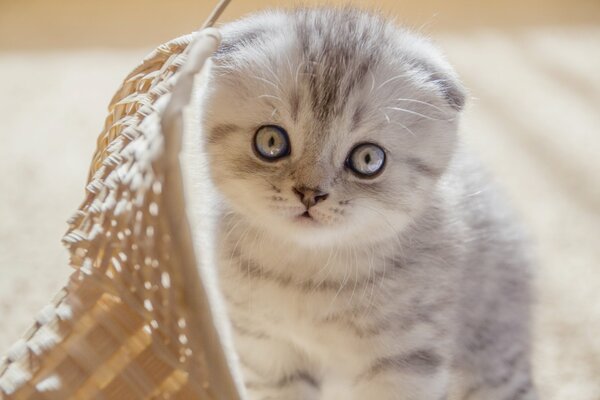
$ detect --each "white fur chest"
[217,235,387,373]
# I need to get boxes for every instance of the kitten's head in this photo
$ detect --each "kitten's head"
[201,7,465,247]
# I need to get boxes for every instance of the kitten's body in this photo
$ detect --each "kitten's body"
[198,7,535,399]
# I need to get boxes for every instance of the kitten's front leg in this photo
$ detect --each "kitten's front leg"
[240,355,320,400]
[321,348,450,400]
[350,366,450,400]
[243,374,319,400]
[232,323,319,400]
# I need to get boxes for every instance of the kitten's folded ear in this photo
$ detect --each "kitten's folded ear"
[429,71,467,112]
[405,35,467,112]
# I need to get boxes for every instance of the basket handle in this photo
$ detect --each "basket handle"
[202,0,232,29]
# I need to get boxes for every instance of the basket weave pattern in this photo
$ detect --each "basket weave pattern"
[0,31,234,400]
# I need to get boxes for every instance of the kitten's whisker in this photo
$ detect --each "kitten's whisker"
[294,61,306,89]
[225,222,252,311]
[328,246,352,310]
[251,75,281,92]
[376,73,412,91]
[257,94,285,104]
[246,227,263,313]
[361,241,373,301]
[260,60,283,88]
[239,227,254,312]
[382,111,391,124]
[384,106,454,122]
[380,110,417,137]
[367,244,377,308]
[311,242,338,293]
[350,201,403,242]
[252,55,284,88]
[285,54,294,79]
[348,201,408,310]
[230,226,250,266]
[311,247,335,291]
[369,71,376,96]
[223,217,244,244]
[356,205,397,309]
[348,242,360,306]
[388,119,417,137]
[390,98,447,113]
[416,13,440,33]
[466,189,485,197]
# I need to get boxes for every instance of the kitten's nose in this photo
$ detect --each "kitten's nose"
[293,186,329,208]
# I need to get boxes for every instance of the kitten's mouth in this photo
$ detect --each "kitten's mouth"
[294,210,318,224]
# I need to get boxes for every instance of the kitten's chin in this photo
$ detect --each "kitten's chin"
[280,217,341,247]
[260,214,379,248]
[282,225,345,247]
[289,213,413,248]
[243,211,347,248]
[236,205,409,248]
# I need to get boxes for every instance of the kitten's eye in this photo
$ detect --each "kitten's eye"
[347,143,386,178]
[253,125,290,161]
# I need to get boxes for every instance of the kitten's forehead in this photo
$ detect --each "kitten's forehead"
[292,8,385,124]
[216,9,388,123]
[214,7,464,128]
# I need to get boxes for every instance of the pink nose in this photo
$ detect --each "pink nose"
[293,186,329,208]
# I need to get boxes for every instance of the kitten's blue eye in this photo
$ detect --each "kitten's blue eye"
[253,125,290,161]
[347,143,386,178]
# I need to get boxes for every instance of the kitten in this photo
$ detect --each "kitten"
[197,7,535,400]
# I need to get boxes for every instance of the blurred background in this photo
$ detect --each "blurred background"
[0,0,598,398]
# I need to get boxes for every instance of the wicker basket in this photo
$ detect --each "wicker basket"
[0,1,241,399]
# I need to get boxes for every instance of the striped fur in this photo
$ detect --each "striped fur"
[197,7,535,400]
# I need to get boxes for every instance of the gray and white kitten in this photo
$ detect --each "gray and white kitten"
[198,7,535,400]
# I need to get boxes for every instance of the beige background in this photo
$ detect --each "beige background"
[1,1,599,399]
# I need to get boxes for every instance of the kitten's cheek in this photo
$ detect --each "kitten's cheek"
[272,205,304,219]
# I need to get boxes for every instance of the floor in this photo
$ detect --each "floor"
[0,1,599,399]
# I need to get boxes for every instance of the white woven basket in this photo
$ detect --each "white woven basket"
[0,1,241,399]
